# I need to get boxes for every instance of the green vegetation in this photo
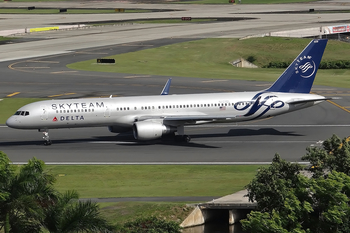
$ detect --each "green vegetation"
[173,0,318,4]
[0,98,44,124]
[117,216,182,233]
[100,202,192,226]
[242,135,350,233]
[67,37,350,88]
[48,165,260,198]
[0,151,114,233]
[0,8,150,14]
[0,37,16,42]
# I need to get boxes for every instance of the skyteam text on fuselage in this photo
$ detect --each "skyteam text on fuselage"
[6,39,329,145]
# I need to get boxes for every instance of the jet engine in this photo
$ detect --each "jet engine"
[133,121,176,140]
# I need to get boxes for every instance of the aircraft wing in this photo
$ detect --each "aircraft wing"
[137,114,242,122]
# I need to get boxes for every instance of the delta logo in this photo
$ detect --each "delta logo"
[53,116,85,122]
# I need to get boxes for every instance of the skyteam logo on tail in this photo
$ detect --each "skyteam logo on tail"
[295,56,316,79]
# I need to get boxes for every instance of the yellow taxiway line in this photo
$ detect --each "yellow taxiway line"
[7,92,20,97]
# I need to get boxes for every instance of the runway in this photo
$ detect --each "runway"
[1,1,350,163]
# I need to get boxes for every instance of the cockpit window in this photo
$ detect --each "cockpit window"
[14,111,29,116]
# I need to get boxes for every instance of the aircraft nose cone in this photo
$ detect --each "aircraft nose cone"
[6,116,19,129]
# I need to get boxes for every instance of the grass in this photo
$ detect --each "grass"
[173,0,319,4]
[47,165,261,198]
[0,98,44,124]
[99,202,193,225]
[0,9,151,14]
[67,37,350,89]
[0,36,16,42]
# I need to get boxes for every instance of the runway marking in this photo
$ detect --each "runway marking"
[11,162,311,165]
[188,124,350,128]
[201,80,228,83]
[89,141,137,144]
[7,92,20,97]
[327,100,350,114]
[0,126,8,128]
[197,140,317,143]
[51,71,78,74]
[26,60,59,64]
[255,84,271,87]
[48,93,76,98]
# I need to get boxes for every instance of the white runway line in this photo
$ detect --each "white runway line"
[189,124,350,128]
[89,141,137,144]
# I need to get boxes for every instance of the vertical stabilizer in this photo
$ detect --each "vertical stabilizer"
[266,39,327,93]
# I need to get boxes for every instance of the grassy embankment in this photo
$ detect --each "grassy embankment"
[68,37,350,89]
[46,165,261,224]
[174,0,319,4]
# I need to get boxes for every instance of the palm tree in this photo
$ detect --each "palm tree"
[0,152,58,233]
[43,190,115,233]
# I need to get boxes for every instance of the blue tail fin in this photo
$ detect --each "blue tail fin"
[266,39,327,93]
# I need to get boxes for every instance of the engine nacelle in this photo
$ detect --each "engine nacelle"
[133,121,176,140]
[108,125,131,133]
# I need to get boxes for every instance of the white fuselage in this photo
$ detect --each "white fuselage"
[6,91,324,130]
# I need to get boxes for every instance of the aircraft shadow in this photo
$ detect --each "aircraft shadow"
[191,128,303,139]
[0,128,301,148]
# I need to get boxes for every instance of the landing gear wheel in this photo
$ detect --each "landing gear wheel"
[175,135,191,143]
[44,140,52,146]
[183,135,191,143]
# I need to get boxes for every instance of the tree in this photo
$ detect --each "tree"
[302,134,350,177]
[43,190,115,233]
[0,151,114,233]
[0,153,58,233]
[242,135,350,233]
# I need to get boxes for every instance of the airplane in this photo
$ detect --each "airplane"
[6,39,330,145]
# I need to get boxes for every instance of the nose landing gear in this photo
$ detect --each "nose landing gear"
[39,129,52,146]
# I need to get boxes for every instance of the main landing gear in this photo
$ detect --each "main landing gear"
[40,130,52,146]
[175,135,191,143]
[175,125,191,143]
